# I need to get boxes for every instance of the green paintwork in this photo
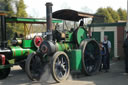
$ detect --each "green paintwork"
[92,32,101,43]
[10,46,35,59]
[76,27,87,45]
[0,39,36,69]
[22,40,35,48]
[65,32,73,42]
[9,59,15,64]
[0,64,12,69]
[56,43,75,51]
[6,17,62,24]
[56,42,82,70]
[68,49,82,70]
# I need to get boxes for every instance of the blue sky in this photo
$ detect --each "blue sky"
[24,0,127,18]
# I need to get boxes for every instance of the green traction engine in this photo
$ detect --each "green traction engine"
[0,10,62,79]
[25,3,101,82]
[0,13,44,79]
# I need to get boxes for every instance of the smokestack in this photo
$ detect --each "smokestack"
[0,15,7,48]
[45,2,53,41]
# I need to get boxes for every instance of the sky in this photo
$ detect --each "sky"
[24,0,127,18]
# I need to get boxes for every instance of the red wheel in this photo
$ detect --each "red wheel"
[34,36,43,48]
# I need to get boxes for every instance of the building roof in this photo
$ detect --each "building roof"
[88,22,126,27]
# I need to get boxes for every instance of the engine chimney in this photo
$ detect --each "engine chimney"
[0,14,7,48]
[45,2,53,41]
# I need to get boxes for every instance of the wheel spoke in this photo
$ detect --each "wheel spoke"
[61,57,63,64]
[81,40,101,75]
[63,65,66,71]
[52,52,70,82]
[59,71,63,77]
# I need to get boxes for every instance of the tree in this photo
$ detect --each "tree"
[0,0,28,40]
[0,0,15,40]
[117,8,127,20]
[0,0,15,17]
[93,7,126,23]
[103,8,114,23]
[16,0,27,17]
[93,8,114,23]
[107,7,120,22]
[14,0,28,33]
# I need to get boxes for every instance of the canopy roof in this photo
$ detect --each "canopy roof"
[52,9,103,21]
[6,17,62,24]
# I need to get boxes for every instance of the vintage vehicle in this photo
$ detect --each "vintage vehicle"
[25,3,102,82]
[0,12,62,80]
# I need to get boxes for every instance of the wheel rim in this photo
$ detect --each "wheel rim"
[34,36,43,48]
[55,54,69,79]
[52,52,70,82]
[82,40,101,75]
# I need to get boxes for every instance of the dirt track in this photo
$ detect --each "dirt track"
[0,60,128,85]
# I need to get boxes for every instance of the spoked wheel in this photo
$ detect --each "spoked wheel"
[80,39,101,76]
[0,60,10,80]
[51,51,70,83]
[25,52,46,81]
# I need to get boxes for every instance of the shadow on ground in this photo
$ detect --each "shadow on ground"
[69,60,128,85]
[0,60,128,85]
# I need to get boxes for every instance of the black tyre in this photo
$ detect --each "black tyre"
[19,61,25,70]
[25,52,44,81]
[51,51,70,83]
[0,60,10,80]
[80,39,101,76]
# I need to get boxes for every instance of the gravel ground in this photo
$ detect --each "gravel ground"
[0,60,128,85]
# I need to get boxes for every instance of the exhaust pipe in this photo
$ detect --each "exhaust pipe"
[0,15,7,48]
[39,3,56,55]
[45,2,53,41]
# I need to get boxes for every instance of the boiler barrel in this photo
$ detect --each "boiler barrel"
[56,43,75,51]
[10,46,35,59]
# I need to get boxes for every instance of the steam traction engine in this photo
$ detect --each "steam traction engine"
[25,3,101,82]
[0,13,54,79]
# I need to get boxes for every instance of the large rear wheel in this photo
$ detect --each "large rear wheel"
[80,39,101,75]
[51,51,70,83]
